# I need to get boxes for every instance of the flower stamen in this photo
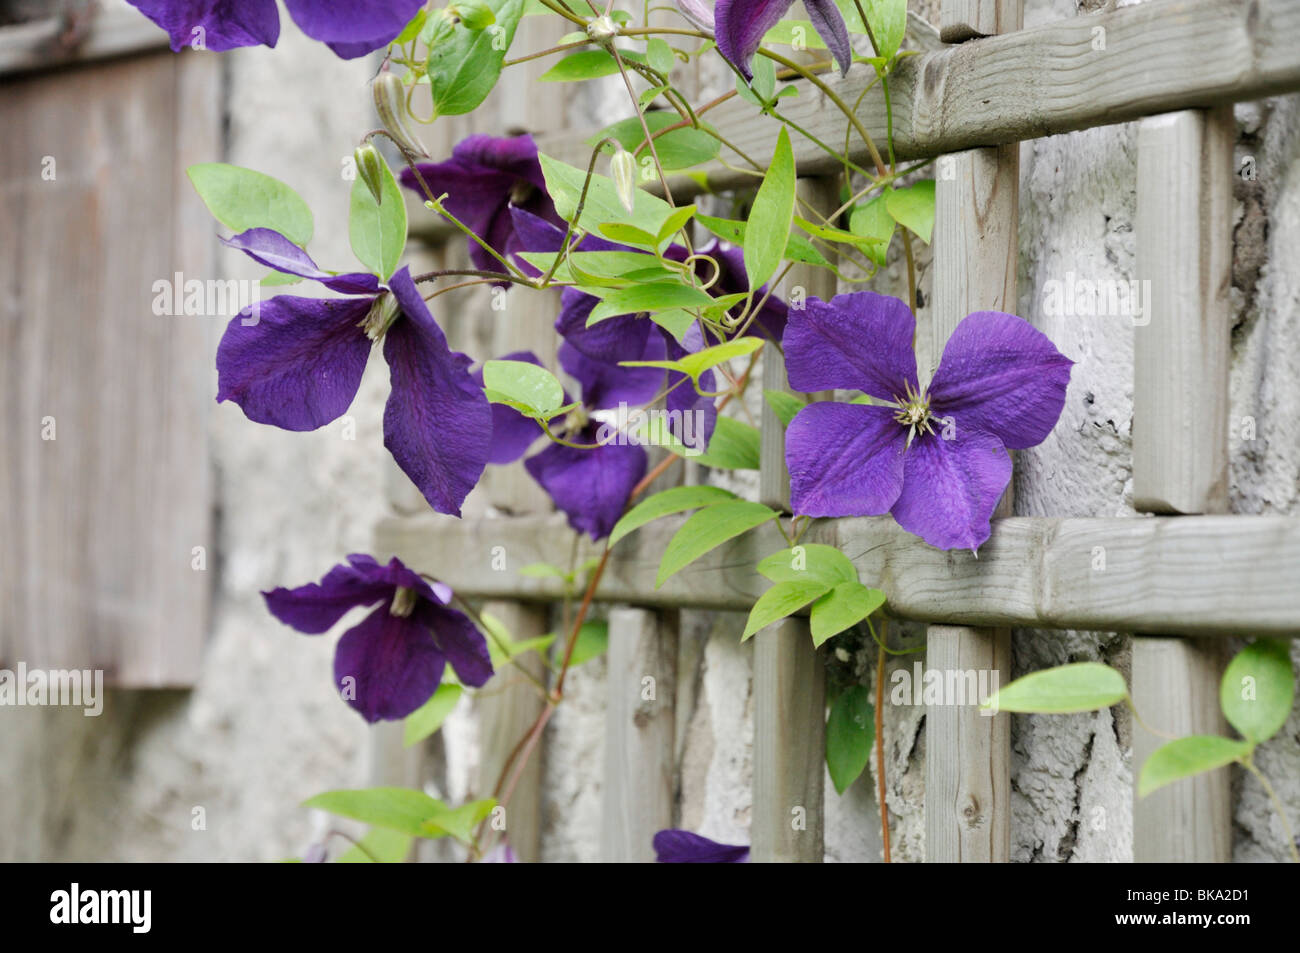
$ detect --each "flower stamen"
[892,380,935,445]
[390,586,418,618]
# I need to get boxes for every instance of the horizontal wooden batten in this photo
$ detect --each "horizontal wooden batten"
[376,512,1300,637]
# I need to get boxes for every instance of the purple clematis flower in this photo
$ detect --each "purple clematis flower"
[400,135,563,281]
[714,0,853,82]
[126,0,424,57]
[264,554,492,722]
[516,340,666,540]
[216,227,491,517]
[784,292,1073,551]
[653,829,750,863]
[470,351,550,466]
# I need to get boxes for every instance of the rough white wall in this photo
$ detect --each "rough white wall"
[4,1,1298,863]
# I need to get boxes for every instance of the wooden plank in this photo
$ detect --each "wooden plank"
[1131,637,1232,861]
[1133,110,1233,514]
[925,625,1012,861]
[376,511,1300,636]
[0,50,215,686]
[0,2,169,79]
[940,0,1019,43]
[751,178,837,863]
[1131,108,1234,863]
[923,0,1019,862]
[477,600,549,863]
[601,607,677,862]
[515,0,1300,204]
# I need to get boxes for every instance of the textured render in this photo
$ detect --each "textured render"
[3,2,1299,863]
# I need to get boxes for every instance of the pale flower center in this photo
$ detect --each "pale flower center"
[891,380,935,445]
[389,586,418,618]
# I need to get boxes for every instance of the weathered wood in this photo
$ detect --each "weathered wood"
[1131,108,1234,863]
[377,511,1300,637]
[751,177,837,864]
[925,625,1012,861]
[477,600,549,863]
[0,50,215,685]
[520,0,1300,205]
[601,607,677,862]
[752,616,827,862]
[0,1,169,79]
[924,0,1019,861]
[1133,110,1233,514]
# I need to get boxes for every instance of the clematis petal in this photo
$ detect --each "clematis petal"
[653,830,750,863]
[555,289,652,365]
[216,294,371,431]
[714,0,794,82]
[382,268,492,516]
[663,324,717,452]
[783,291,918,400]
[927,311,1074,450]
[525,438,647,540]
[804,0,853,76]
[677,239,789,341]
[413,601,494,688]
[472,351,548,465]
[262,558,392,634]
[559,338,665,412]
[220,228,380,294]
[890,428,1012,552]
[333,606,447,722]
[126,0,280,52]
[351,553,450,606]
[282,0,424,57]
[786,402,907,517]
[673,0,716,31]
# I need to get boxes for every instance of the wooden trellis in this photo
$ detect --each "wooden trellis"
[380,0,1300,862]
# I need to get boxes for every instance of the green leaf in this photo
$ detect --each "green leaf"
[858,0,907,62]
[982,662,1128,714]
[539,152,674,235]
[589,282,716,324]
[826,685,874,795]
[187,163,313,246]
[304,787,455,839]
[848,194,894,265]
[394,10,428,44]
[1138,736,1252,798]
[482,359,564,416]
[810,582,886,647]
[763,389,806,427]
[518,561,566,578]
[744,126,795,289]
[795,215,885,257]
[626,337,763,384]
[566,620,609,666]
[403,683,464,747]
[420,798,496,841]
[757,543,857,588]
[884,180,936,245]
[539,48,646,81]
[742,579,832,640]
[610,485,737,545]
[685,416,761,469]
[481,611,556,666]
[426,0,524,116]
[592,112,720,172]
[657,500,778,587]
[696,214,829,267]
[657,204,697,243]
[336,826,413,863]
[348,155,406,279]
[646,37,675,73]
[1220,638,1295,743]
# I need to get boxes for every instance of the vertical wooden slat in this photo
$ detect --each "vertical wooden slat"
[939,0,1020,43]
[751,177,837,863]
[477,600,549,863]
[601,606,677,862]
[1131,108,1233,863]
[925,0,1021,863]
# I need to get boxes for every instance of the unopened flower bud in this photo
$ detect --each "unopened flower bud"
[372,71,430,159]
[610,147,637,213]
[587,15,618,45]
[354,142,386,206]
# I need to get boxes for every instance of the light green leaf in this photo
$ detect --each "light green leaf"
[744,125,795,289]
[348,155,406,278]
[657,205,697,243]
[336,826,413,863]
[403,683,464,747]
[610,485,737,545]
[590,282,716,324]
[426,0,524,116]
[481,610,556,666]
[982,662,1128,714]
[1138,736,1252,798]
[757,543,857,588]
[657,500,778,587]
[482,359,564,416]
[539,48,646,81]
[857,0,907,62]
[304,787,452,839]
[848,194,894,265]
[646,36,675,73]
[696,213,829,267]
[1220,638,1295,743]
[566,620,609,666]
[187,163,313,246]
[826,685,874,795]
[742,579,832,640]
[518,561,566,578]
[763,389,807,427]
[626,337,763,384]
[675,416,761,469]
[810,582,886,647]
[539,152,674,234]
[420,798,496,841]
[884,180,935,245]
[592,112,720,172]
